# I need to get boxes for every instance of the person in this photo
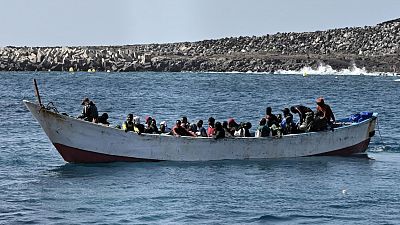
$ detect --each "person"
[316,97,335,123]
[189,123,198,133]
[281,108,294,134]
[78,97,98,122]
[212,121,225,139]
[181,116,190,130]
[290,105,313,125]
[172,120,195,137]
[97,113,110,125]
[299,111,315,132]
[207,117,216,137]
[243,122,252,137]
[256,118,270,137]
[122,114,135,132]
[195,120,208,137]
[265,107,279,128]
[234,122,252,137]
[145,116,153,130]
[133,116,145,134]
[159,121,171,134]
[315,97,336,131]
[145,118,159,134]
[227,118,239,136]
[222,121,232,137]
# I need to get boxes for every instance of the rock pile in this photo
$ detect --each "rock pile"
[1,19,399,73]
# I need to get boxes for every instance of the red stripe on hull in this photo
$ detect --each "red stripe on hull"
[53,143,161,163]
[312,138,371,156]
[53,138,371,163]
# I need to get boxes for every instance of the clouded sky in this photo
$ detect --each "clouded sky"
[1,0,399,46]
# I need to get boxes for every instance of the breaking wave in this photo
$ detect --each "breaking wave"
[204,64,399,77]
[275,64,399,76]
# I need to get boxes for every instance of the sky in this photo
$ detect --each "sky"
[1,0,399,47]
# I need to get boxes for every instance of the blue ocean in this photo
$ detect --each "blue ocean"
[1,71,399,224]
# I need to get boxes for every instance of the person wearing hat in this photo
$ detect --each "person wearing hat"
[159,121,171,134]
[78,97,98,122]
[227,118,239,136]
[133,116,145,134]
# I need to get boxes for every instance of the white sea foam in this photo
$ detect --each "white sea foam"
[275,63,399,76]
[202,64,399,76]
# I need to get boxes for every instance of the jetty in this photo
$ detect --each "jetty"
[1,19,399,73]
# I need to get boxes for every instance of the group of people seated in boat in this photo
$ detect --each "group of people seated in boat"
[77,96,335,138]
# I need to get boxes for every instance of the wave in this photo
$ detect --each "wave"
[276,63,399,76]
[200,64,399,76]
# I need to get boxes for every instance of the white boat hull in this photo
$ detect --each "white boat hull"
[24,100,377,163]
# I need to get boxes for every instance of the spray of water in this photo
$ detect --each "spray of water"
[276,63,399,76]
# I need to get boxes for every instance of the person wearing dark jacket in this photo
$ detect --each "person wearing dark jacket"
[290,105,313,124]
[97,113,110,125]
[78,97,98,122]
[265,107,279,127]
[213,122,225,139]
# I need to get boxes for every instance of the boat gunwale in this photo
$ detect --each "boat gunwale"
[23,100,376,141]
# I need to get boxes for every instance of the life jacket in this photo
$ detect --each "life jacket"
[207,126,215,137]
[123,121,135,131]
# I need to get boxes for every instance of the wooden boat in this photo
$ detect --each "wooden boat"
[23,99,377,163]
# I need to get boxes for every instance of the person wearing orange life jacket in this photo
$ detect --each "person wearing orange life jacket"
[207,117,216,137]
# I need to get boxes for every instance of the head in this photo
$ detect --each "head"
[222,121,228,129]
[81,97,90,105]
[133,116,140,125]
[282,108,290,115]
[101,113,108,120]
[197,120,203,128]
[189,123,198,132]
[146,116,153,125]
[208,117,215,126]
[245,122,252,130]
[175,120,182,127]
[160,121,167,131]
[215,121,222,130]
[181,116,188,124]
[127,113,133,122]
[290,106,296,113]
[316,97,325,106]
[228,118,238,128]
[151,118,156,126]
[266,107,272,115]
[259,118,266,126]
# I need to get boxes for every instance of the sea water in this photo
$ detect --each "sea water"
[0,71,399,224]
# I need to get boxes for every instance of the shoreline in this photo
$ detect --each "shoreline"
[1,19,399,73]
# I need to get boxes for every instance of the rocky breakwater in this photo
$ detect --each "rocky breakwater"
[1,18,399,73]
